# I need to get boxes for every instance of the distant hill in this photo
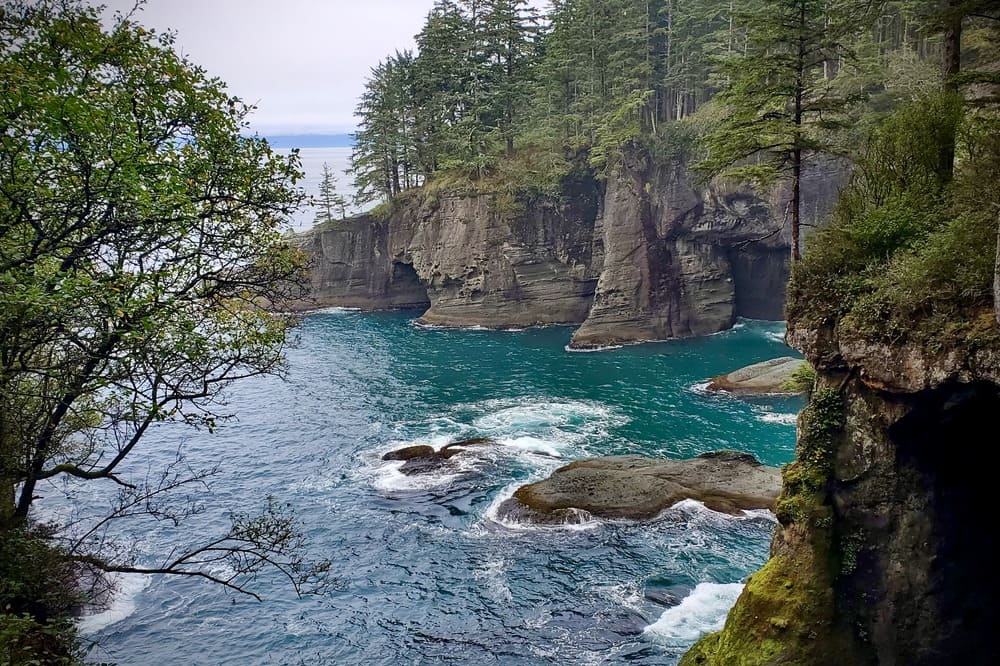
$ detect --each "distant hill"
[263,134,354,149]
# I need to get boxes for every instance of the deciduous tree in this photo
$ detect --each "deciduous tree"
[0,0,330,621]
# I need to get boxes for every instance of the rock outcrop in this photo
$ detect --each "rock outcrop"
[707,357,807,395]
[495,451,781,524]
[295,152,845,345]
[683,322,1000,665]
[381,438,494,476]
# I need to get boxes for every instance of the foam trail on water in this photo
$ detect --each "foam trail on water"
[498,435,564,458]
[756,411,798,425]
[687,381,713,395]
[564,343,624,353]
[313,306,361,314]
[643,582,745,646]
[77,573,150,635]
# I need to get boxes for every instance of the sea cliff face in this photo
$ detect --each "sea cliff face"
[682,319,1000,665]
[295,151,843,345]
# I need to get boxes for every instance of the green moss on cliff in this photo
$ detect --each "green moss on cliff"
[682,385,867,666]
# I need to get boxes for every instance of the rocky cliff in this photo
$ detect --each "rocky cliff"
[295,151,843,346]
[682,317,1000,665]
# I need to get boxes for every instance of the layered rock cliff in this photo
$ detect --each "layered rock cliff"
[682,317,1000,665]
[295,151,843,346]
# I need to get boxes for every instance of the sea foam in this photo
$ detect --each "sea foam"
[643,582,745,646]
[77,573,151,635]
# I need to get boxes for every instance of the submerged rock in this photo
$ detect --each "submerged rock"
[707,356,806,395]
[495,451,780,523]
[381,437,495,476]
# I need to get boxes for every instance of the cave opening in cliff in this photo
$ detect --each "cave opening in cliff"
[727,247,788,321]
[886,381,1000,663]
[390,261,430,309]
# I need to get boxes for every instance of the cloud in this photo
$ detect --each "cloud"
[103,0,441,134]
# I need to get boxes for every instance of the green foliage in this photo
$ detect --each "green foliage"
[788,93,999,347]
[314,163,349,226]
[0,0,328,644]
[0,529,84,665]
[780,361,817,394]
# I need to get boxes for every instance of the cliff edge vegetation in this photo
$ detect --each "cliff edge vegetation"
[682,3,1000,662]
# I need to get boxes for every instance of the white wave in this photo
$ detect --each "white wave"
[410,320,490,331]
[379,434,454,455]
[765,331,787,344]
[755,411,798,425]
[742,507,779,523]
[686,381,713,395]
[481,481,601,532]
[77,573,150,635]
[643,582,745,646]
[658,499,776,526]
[371,459,465,491]
[564,343,624,353]
[312,306,361,314]
[472,399,619,433]
[499,436,564,458]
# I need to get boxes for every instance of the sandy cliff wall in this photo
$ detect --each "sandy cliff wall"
[296,151,843,344]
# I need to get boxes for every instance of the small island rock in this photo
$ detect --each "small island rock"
[707,357,807,395]
[496,451,780,523]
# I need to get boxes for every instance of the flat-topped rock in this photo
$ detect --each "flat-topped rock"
[707,356,806,395]
[495,451,781,523]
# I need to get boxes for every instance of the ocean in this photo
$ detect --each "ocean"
[277,146,357,232]
[56,312,801,664]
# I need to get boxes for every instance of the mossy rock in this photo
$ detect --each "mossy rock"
[707,358,808,396]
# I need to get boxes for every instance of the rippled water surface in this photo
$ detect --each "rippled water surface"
[58,312,803,664]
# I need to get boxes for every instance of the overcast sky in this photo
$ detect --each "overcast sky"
[102,1,448,135]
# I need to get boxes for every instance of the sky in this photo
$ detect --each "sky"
[101,0,446,136]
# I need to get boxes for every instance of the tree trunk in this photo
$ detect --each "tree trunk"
[791,147,801,263]
[941,0,963,183]
[995,212,1000,324]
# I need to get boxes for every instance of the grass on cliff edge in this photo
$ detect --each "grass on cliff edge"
[787,94,1000,350]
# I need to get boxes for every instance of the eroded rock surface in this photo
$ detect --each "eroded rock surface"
[495,451,781,524]
[294,152,845,345]
[684,320,1000,665]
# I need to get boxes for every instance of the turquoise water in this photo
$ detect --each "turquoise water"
[65,312,802,664]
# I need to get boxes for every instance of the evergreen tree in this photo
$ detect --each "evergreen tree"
[480,0,539,156]
[315,162,349,224]
[413,1,471,173]
[350,53,416,204]
[698,0,870,261]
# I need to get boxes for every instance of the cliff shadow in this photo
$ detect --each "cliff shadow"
[728,246,789,321]
[389,260,430,310]
[851,381,1000,665]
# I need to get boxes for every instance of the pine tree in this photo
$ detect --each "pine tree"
[350,53,416,204]
[413,1,471,174]
[480,0,539,156]
[699,0,870,261]
[315,163,348,224]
